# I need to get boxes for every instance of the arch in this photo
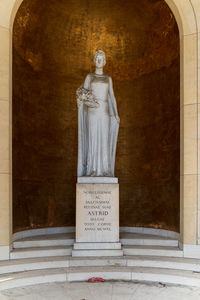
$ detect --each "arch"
[0,0,199,259]
[165,0,197,36]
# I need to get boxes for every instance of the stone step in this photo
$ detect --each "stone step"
[120,234,178,247]
[10,246,72,260]
[11,245,182,260]
[1,266,200,291]
[123,245,183,257]
[0,268,66,291]
[70,255,200,271]
[0,256,70,274]
[72,249,124,257]
[13,233,75,249]
[1,255,200,275]
[13,232,178,249]
[66,266,200,286]
[13,239,74,248]
[73,242,122,250]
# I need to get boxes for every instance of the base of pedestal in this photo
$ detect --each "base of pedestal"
[73,242,122,250]
[72,242,123,257]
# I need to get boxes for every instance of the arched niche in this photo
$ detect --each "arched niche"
[12,0,180,233]
[0,0,199,259]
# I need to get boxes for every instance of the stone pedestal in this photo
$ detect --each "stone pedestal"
[72,178,123,257]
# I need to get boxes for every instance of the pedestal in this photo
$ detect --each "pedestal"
[72,178,123,257]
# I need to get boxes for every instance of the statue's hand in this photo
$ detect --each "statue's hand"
[77,98,83,108]
[116,115,120,124]
[84,100,99,108]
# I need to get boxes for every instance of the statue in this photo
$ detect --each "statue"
[77,50,120,177]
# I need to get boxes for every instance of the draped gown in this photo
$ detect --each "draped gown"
[77,72,119,177]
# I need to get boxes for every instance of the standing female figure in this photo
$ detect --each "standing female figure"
[77,50,120,177]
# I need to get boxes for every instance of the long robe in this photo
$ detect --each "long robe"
[77,73,119,177]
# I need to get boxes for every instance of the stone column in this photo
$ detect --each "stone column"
[0,25,12,260]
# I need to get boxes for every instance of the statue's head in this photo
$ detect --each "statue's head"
[94,50,106,68]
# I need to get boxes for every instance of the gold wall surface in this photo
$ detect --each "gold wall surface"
[13,0,180,232]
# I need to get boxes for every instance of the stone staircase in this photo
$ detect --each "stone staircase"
[1,229,200,290]
[11,231,182,259]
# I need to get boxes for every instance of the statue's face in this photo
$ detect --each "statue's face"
[95,54,105,68]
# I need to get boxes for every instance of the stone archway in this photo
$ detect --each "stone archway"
[0,0,199,260]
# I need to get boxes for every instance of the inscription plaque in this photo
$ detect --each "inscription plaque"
[76,184,119,243]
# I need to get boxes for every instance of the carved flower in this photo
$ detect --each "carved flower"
[76,86,99,108]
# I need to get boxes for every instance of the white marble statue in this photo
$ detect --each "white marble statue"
[77,50,120,177]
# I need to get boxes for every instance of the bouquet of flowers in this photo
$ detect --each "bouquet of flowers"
[76,86,99,108]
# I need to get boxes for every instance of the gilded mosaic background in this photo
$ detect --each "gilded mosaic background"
[13,0,180,232]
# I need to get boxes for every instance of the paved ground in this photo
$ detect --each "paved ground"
[0,281,200,299]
